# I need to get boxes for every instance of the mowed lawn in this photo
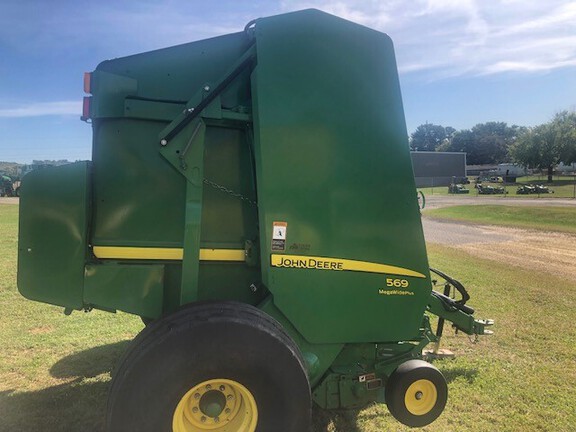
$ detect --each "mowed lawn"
[1,203,576,431]
[424,205,576,234]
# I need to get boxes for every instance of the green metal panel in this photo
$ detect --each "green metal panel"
[91,118,186,247]
[84,264,164,317]
[89,29,259,311]
[93,32,252,113]
[198,264,264,304]
[200,126,258,245]
[18,162,90,310]
[252,10,431,343]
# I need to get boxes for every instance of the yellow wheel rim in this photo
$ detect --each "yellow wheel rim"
[173,378,258,432]
[404,379,437,416]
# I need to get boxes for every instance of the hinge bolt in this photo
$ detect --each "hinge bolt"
[160,139,168,146]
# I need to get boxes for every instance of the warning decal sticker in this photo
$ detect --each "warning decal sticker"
[271,221,287,251]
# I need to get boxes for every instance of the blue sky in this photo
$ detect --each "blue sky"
[1,0,575,163]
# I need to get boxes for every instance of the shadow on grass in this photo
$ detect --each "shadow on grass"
[0,341,131,432]
[0,380,108,432]
[50,340,131,379]
[1,339,478,432]
[311,406,363,432]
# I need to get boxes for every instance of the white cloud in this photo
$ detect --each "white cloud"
[1,0,574,81]
[0,101,81,118]
[280,0,576,78]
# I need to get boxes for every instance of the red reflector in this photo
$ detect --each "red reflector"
[83,72,92,94]
[81,96,92,121]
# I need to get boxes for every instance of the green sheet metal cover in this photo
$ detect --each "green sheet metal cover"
[18,162,90,310]
[252,10,431,343]
[90,32,252,248]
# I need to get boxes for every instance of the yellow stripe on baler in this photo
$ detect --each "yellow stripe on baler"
[93,246,245,262]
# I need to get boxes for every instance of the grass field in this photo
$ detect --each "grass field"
[418,175,576,198]
[424,205,576,234]
[2,203,576,431]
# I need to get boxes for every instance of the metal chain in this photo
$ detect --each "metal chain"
[468,334,479,344]
[203,178,258,206]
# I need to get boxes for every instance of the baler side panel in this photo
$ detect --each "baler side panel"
[18,162,91,310]
[84,32,261,315]
[91,119,186,248]
[252,10,431,343]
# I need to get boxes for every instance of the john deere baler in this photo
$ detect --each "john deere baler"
[18,9,492,431]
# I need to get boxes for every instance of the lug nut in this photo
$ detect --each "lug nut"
[219,385,226,391]
[194,393,201,399]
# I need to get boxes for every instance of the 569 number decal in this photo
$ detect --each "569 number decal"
[386,278,409,288]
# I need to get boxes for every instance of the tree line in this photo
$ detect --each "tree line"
[409,110,576,181]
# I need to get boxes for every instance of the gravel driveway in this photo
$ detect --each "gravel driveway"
[422,215,576,283]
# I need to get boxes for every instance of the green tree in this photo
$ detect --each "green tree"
[554,111,576,164]
[510,111,576,182]
[510,124,557,181]
[471,122,520,164]
[437,122,520,165]
[409,123,455,151]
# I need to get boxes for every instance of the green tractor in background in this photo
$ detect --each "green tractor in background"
[448,183,470,194]
[0,175,16,197]
[517,184,554,194]
[476,183,507,195]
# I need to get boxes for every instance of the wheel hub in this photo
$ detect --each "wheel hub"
[173,379,258,431]
[405,379,438,416]
[199,390,227,418]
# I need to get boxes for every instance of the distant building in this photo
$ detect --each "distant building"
[556,162,576,173]
[467,163,529,183]
[466,164,498,176]
[410,151,467,187]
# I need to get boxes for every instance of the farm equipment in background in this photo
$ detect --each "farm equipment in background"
[12,180,21,196]
[0,175,16,197]
[476,173,503,184]
[17,10,493,431]
[476,183,507,194]
[517,184,554,194]
[448,183,470,194]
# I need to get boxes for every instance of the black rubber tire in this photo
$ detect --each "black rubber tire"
[385,359,448,428]
[106,301,311,432]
